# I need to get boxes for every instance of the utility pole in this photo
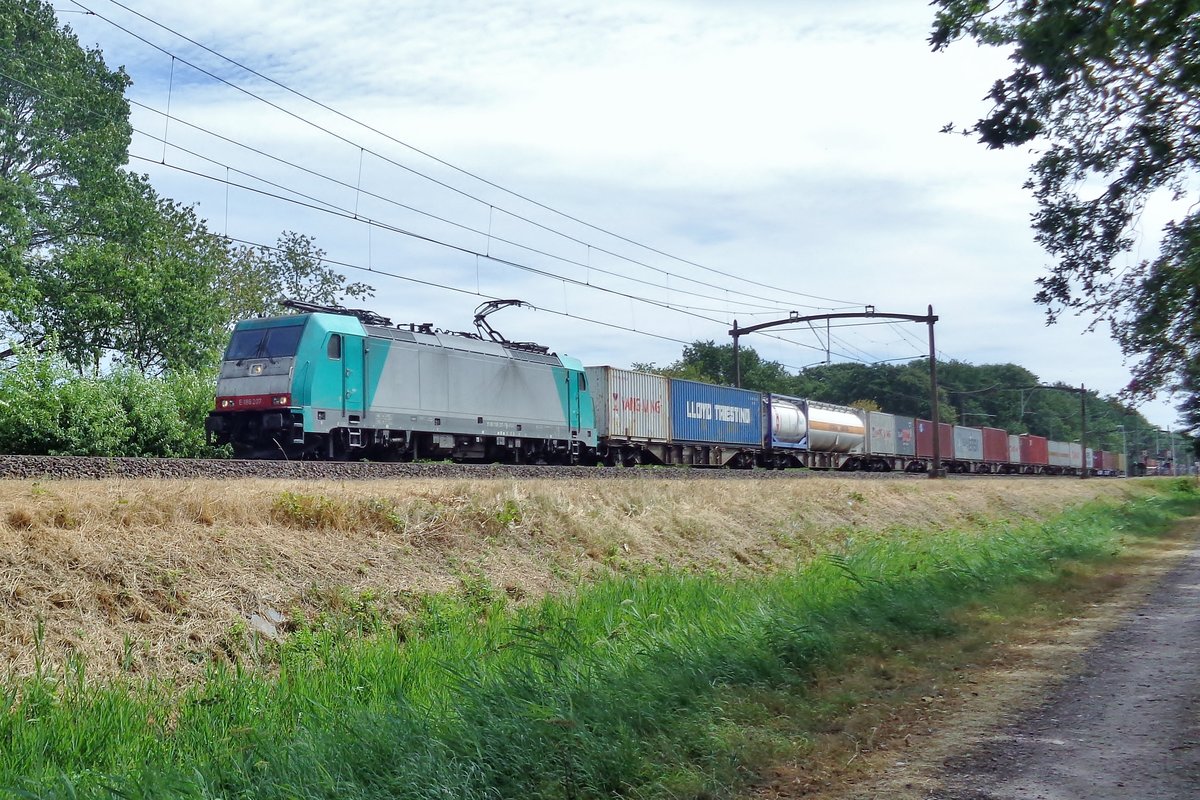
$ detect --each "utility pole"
[732,318,740,388]
[1169,426,1178,476]
[1120,424,1127,478]
[1081,383,1088,480]
[928,305,942,478]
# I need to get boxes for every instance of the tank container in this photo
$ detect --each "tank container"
[806,401,865,453]
[766,394,807,449]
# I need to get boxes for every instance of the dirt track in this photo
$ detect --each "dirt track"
[928,534,1200,799]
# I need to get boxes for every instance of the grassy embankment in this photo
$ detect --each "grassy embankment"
[0,477,1196,798]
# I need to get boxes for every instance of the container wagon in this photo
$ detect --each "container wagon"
[668,379,763,467]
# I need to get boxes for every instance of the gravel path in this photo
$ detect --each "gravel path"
[929,540,1200,800]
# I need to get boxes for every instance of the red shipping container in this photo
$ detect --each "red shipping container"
[1102,451,1116,472]
[1019,434,1049,465]
[982,427,1008,463]
[915,419,954,459]
[1092,450,1104,470]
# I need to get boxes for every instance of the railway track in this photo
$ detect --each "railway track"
[0,455,949,481]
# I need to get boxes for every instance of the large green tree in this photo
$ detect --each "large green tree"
[0,2,373,373]
[34,175,232,373]
[0,0,133,321]
[930,1,1200,433]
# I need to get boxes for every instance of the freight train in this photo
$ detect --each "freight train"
[205,302,1125,476]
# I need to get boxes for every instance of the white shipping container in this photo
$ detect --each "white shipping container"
[584,366,670,442]
[1071,442,1084,469]
[1048,440,1072,467]
[1008,434,1021,464]
[866,411,897,455]
[952,426,983,460]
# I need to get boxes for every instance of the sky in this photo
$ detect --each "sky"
[52,0,1189,433]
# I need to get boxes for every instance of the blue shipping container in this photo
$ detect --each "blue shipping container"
[669,379,763,446]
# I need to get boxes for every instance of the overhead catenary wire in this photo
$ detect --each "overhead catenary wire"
[128,150,868,366]
[220,234,866,372]
[223,235,694,348]
[0,16,882,371]
[67,0,868,311]
[0,31,829,318]
[121,102,794,314]
[0,53,865,365]
[0,58,815,335]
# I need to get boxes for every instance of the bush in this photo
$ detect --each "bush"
[0,345,223,457]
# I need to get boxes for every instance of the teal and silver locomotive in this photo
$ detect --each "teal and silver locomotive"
[205,300,597,462]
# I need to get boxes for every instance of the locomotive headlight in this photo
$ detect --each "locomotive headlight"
[219,399,235,409]
[272,394,291,406]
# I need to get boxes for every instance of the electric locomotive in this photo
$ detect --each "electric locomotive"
[205,300,596,463]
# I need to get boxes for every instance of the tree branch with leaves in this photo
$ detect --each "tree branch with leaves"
[931,0,1200,433]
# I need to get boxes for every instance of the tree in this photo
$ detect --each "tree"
[22,174,231,373]
[0,2,373,371]
[930,1,1200,433]
[657,340,795,392]
[0,0,132,311]
[221,231,374,322]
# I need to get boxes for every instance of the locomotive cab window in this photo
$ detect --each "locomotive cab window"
[327,334,342,359]
[225,322,305,361]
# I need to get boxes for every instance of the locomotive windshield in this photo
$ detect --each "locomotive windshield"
[225,322,305,362]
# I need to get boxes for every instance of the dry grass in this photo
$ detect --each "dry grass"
[0,476,1145,681]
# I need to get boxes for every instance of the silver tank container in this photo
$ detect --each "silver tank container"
[806,401,865,453]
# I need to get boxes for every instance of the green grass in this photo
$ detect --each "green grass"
[1,479,1197,799]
